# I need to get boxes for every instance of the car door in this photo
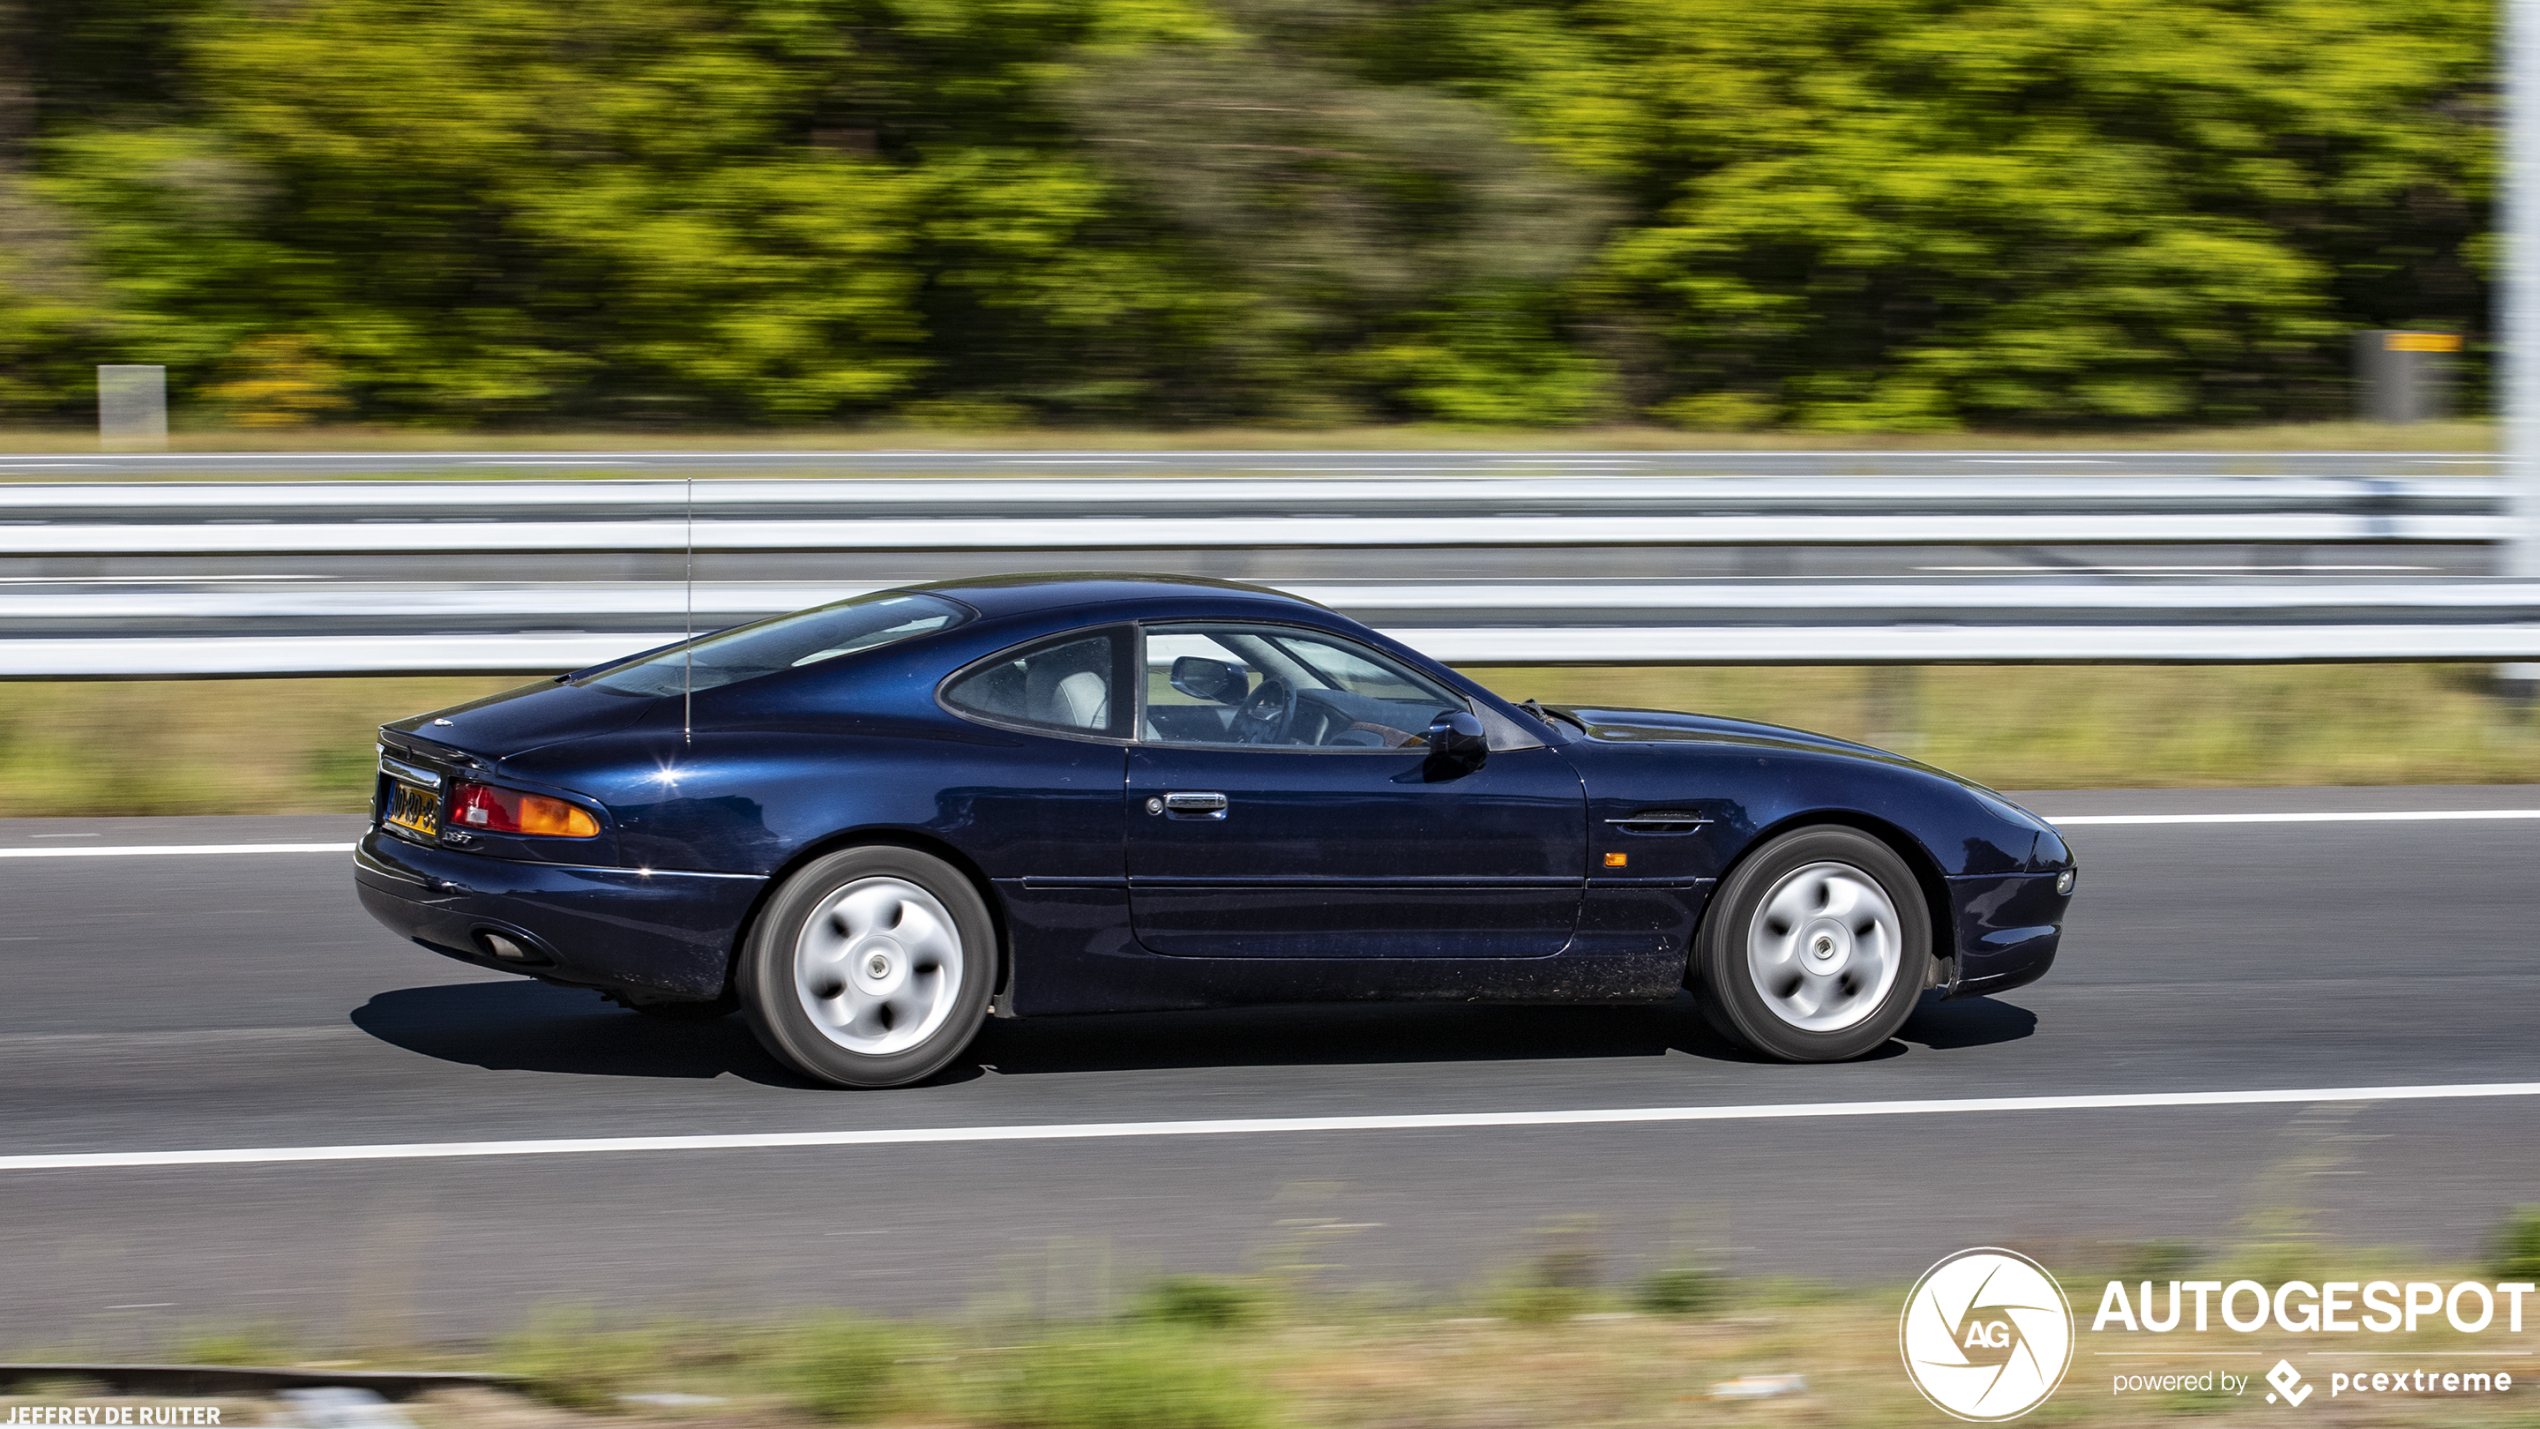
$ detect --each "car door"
[1124,622,1586,958]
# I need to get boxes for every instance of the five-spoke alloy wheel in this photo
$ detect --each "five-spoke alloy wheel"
[1695,826,1931,1062]
[740,846,995,1088]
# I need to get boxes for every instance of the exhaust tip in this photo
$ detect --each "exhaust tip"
[472,927,553,965]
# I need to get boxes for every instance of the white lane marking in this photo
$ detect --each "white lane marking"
[0,842,355,859]
[4,1081,2536,1173]
[2046,809,2540,826]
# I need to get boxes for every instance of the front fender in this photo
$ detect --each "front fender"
[1561,738,2044,882]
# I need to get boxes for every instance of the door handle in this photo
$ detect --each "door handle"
[1158,791,1228,819]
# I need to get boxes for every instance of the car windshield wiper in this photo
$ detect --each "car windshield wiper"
[1520,698,1587,732]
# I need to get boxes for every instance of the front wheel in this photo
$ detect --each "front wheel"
[1694,826,1931,1062]
[739,846,995,1088]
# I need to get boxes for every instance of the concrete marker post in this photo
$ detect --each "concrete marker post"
[97,364,168,452]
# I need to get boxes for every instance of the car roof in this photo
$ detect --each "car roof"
[902,572,1325,624]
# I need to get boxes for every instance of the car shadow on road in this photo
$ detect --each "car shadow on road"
[967,992,2036,1076]
[350,980,825,1088]
[351,981,2037,1085]
[1896,994,2039,1050]
[968,994,1819,1074]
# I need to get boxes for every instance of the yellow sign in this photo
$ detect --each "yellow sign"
[2385,332,2462,352]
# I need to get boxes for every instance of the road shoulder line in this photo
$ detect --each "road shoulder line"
[8,1081,2538,1173]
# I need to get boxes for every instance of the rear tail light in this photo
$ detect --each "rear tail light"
[450,782,600,837]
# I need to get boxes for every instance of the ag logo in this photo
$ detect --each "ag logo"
[1900,1248,2075,1421]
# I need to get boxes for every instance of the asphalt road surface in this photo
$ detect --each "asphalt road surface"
[2,786,2537,1351]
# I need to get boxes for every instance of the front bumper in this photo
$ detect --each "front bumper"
[355,830,767,998]
[1945,870,2072,998]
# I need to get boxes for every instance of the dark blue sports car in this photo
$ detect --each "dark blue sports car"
[356,574,2074,1087]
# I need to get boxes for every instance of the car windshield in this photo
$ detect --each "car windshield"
[578,591,971,697]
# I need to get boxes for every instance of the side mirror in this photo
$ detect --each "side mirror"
[1425,710,1489,774]
[1170,656,1249,705]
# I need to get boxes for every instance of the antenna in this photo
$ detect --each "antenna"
[682,473,694,745]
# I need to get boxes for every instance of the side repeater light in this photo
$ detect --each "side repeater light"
[450,782,600,838]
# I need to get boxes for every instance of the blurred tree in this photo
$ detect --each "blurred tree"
[0,0,29,168]
[205,333,350,427]
[1059,26,1611,422]
[1449,0,2491,428]
[0,0,2503,429]
[177,0,934,419]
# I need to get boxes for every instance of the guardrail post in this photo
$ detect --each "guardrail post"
[2355,332,2460,424]
[1864,665,1923,751]
[2508,0,2540,697]
[97,365,168,452]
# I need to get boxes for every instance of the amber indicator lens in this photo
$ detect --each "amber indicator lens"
[1603,852,1628,868]
[450,781,600,837]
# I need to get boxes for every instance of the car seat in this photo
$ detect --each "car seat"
[1023,640,1112,731]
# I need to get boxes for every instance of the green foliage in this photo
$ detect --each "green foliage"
[782,1312,912,1423]
[2494,1205,2540,1280]
[494,1309,677,1411]
[1135,1275,1269,1329]
[988,1327,1274,1429]
[170,1325,299,1366]
[1464,0,2485,429]
[2119,1239,2203,1283]
[0,0,2497,428]
[1490,1216,1605,1321]
[1631,1266,1725,1316]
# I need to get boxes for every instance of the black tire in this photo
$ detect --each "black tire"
[738,845,996,1088]
[1694,825,1931,1062]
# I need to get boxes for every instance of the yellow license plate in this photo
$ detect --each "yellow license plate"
[386,780,440,838]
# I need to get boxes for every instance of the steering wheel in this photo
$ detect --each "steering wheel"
[1235,677,1296,744]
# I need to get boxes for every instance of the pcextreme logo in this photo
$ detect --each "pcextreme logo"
[1900,1248,2077,1421]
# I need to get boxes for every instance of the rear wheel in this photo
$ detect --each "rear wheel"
[739,846,995,1088]
[1695,826,1930,1062]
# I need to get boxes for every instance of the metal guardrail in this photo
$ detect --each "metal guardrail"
[12,625,2540,676]
[0,470,2529,674]
[15,579,2540,625]
[0,475,2506,551]
[7,581,2540,675]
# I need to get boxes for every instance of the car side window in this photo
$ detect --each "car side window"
[1140,624,1467,749]
[942,628,1130,739]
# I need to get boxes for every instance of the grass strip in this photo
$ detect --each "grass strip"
[2,664,2534,818]
[14,1211,2540,1428]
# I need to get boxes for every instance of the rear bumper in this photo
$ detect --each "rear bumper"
[355,830,766,998]
[1945,871,2071,999]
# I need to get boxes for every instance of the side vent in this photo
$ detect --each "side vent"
[1607,810,1712,836]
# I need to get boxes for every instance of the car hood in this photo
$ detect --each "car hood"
[383,678,661,762]
[1562,703,2063,845]
[1561,705,1902,761]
